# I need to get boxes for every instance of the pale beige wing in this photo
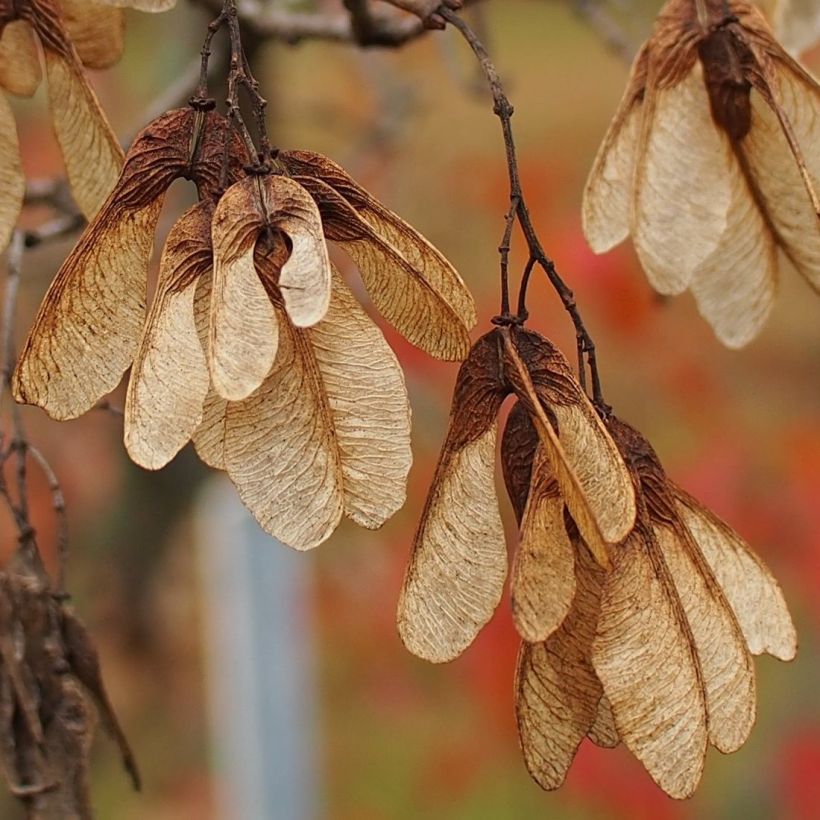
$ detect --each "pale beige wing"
[674,486,797,660]
[745,68,820,290]
[689,148,778,348]
[588,694,620,748]
[516,549,605,790]
[655,523,756,754]
[192,388,228,471]
[60,0,125,69]
[209,178,280,401]
[582,45,647,253]
[13,195,162,419]
[297,176,471,361]
[223,310,344,550]
[43,47,124,218]
[308,268,412,529]
[633,67,733,295]
[512,464,575,643]
[124,204,213,469]
[97,0,176,10]
[397,426,505,663]
[282,149,476,328]
[0,91,24,253]
[0,20,41,97]
[591,530,707,799]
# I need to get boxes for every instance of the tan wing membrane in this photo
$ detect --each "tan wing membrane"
[43,48,124,218]
[398,425,506,663]
[309,268,412,529]
[297,176,471,361]
[14,194,162,419]
[633,67,733,295]
[582,46,647,253]
[98,0,177,10]
[516,550,606,790]
[0,92,24,253]
[512,462,575,643]
[282,149,476,327]
[588,694,620,748]
[223,311,344,550]
[124,204,214,469]
[60,0,125,69]
[655,524,756,753]
[591,530,707,799]
[674,486,797,660]
[0,21,41,97]
[209,181,279,401]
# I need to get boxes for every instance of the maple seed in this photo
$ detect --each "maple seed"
[512,414,796,799]
[583,0,820,348]
[397,328,635,663]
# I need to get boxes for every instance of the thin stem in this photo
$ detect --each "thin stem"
[440,7,606,410]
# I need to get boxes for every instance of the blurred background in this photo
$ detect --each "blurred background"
[1,0,819,817]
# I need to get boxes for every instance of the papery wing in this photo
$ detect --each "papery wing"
[124,203,213,469]
[42,46,124,217]
[674,485,797,660]
[308,267,412,528]
[282,149,476,327]
[516,549,606,790]
[297,175,471,361]
[0,21,41,97]
[223,309,344,550]
[397,331,508,662]
[654,522,756,753]
[582,45,647,253]
[60,0,125,69]
[0,92,24,252]
[633,66,732,294]
[591,529,707,799]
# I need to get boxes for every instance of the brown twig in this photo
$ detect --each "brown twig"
[440,7,606,411]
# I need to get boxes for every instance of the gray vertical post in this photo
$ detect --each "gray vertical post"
[196,479,318,820]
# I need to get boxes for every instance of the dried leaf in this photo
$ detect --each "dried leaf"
[512,451,575,643]
[591,529,707,799]
[125,202,213,469]
[60,0,125,69]
[582,46,647,253]
[674,486,797,660]
[308,266,412,528]
[516,548,606,790]
[398,332,508,662]
[210,175,330,400]
[297,175,471,361]
[0,20,41,97]
[0,91,24,252]
[281,149,477,327]
[42,47,124,218]
[654,523,756,753]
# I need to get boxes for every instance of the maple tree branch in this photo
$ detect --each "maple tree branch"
[440,7,606,410]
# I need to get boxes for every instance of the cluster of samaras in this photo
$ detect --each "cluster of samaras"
[584,0,820,347]
[5,0,807,802]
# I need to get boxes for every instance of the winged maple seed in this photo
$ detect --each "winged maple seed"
[583,0,820,348]
[396,326,636,664]
[510,413,796,798]
[13,106,247,420]
[0,564,139,812]
[0,0,162,251]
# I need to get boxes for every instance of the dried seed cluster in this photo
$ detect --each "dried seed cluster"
[400,331,796,797]
[583,0,820,347]
[13,105,477,550]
